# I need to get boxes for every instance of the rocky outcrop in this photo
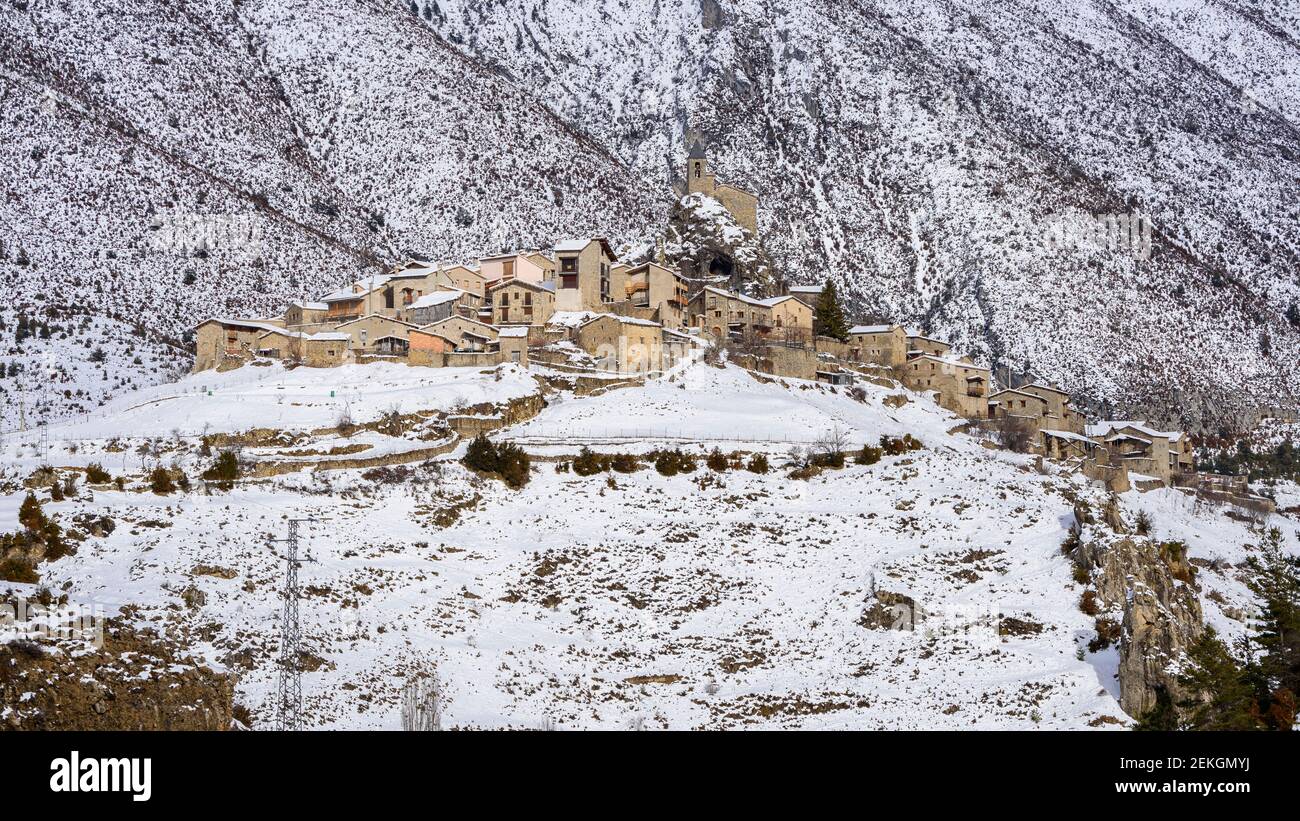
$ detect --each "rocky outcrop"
[0,617,235,730]
[663,193,777,293]
[1074,533,1204,718]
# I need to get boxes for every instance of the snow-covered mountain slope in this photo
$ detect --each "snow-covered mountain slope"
[2,361,1293,729]
[412,0,1300,429]
[0,0,659,429]
[5,0,1300,432]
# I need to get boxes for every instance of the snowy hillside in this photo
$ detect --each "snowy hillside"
[4,0,1300,432]
[2,360,1294,729]
[412,0,1300,429]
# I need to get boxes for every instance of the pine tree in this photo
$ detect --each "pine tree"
[1133,687,1179,731]
[813,279,849,342]
[1176,630,1264,730]
[1244,528,1300,729]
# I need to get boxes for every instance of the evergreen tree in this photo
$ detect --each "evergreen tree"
[813,279,849,341]
[1245,528,1300,729]
[1133,687,1179,731]
[1175,630,1263,730]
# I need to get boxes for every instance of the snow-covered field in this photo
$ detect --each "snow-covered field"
[2,361,1297,729]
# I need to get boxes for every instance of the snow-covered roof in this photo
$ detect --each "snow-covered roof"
[418,316,498,334]
[547,310,602,328]
[1086,420,1182,441]
[497,326,529,338]
[487,278,554,293]
[911,354,988,372]
[408,289,465,309]
[201,318,284,334]
[755,295,802,308]
[1020,383,1071,397]
[579,313,662,329]
[291,301,328,311]
[906,332,950,345]
[1041,429,1093,444]
[849,324,897,335]
[334,314,418,329]
[700,285,772,308]
[320,275,393,302]
[989,388,1047,401]
[788,285,822,294]
[257,328,349,342]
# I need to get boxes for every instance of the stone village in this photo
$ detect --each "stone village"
[194,144,1218,497]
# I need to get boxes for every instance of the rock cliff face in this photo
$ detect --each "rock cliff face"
[0,616,235,730]
[1072,504,1204,718]
[662,194,777,295]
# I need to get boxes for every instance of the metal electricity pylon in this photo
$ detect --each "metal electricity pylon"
[269,518,317,731]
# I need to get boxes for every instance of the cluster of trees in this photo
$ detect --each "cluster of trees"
[1139,528,1300,731]
[1197,439,1299,484]
[463,433,530,488]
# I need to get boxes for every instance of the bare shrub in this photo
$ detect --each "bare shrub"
[995,413,1034,453]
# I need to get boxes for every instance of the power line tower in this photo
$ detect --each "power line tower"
[269,518,316,731]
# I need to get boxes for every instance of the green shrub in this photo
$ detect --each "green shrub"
[880,434,924,456]
[463,433,499,474]
[201,450,239,489]
[49,480,64,502]
[746,454,769,474]
[855,446,882,465]
[706,448,729,472]
[496,442,531,489]
[610,453,639,473]
[654,450,679,477]
[1135,510,1152,536]
[573,447,608,476]
[0,556,39,584]
[653,449,695,477]
[85,462,112,484]
[462,434,530,489]
[812,450,845,469]
[149,467,175,495]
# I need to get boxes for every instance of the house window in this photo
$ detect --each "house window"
[694,161,701,179]
[503,259,515,278]
[560,257,578,273]
[561,273,578,289]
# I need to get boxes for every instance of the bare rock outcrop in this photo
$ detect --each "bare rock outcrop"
[1074,534,1204,717]
[0,616,235,730]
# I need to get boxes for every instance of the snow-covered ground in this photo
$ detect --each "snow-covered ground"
[2,361,1297,729]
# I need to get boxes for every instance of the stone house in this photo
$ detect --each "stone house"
[1086,421,1194,484]
[1019,383,1086,434]
[404,289,469,326]
[416,315,499,353]
[437,264,487,297]
[284,301,328,327]
[479,251,552,288]
[762,295,813,344]
[847,324,908,367]
[563,313,688,376]
[489,279,556,326]
[906,332,952,359]
[689,286,773,341]
[621,262,690,330]
[685,141,759,233]
[497,326,531,367]
[787,284,823,308]
[192,318,286,371]
[334,314,419,353]
[321,275,394,322]
[901,354,990,418]
[254,328,351,367]
[550,238,618,312]
[988,388,1051,439]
